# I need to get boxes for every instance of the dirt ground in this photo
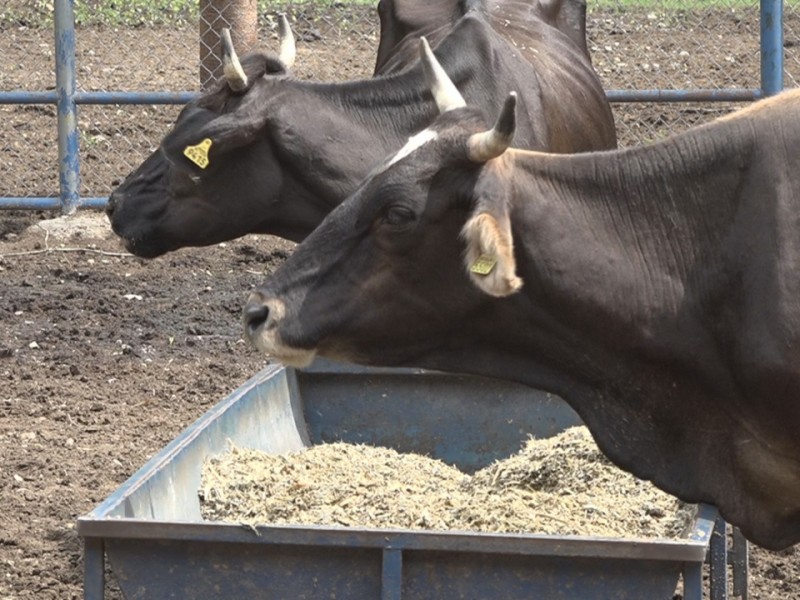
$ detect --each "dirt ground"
[1,4,800,599]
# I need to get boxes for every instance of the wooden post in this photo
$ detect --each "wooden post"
[199,0,258,90]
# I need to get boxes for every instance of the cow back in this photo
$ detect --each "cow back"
[375,0,592,75]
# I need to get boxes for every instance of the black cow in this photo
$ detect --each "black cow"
[374,0,593,74]
[243,41,800,550]
[106,2,615,258]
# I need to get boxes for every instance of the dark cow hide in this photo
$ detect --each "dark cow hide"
[243,48,800,549]
[106,2,614,257]
[374,0,592,73]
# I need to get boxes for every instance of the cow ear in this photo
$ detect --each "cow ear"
[161,106,218,172]
[460,162,522,297]
[161,99,270,173]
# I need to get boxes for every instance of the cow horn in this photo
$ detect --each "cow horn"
[419,37,466,113]
[467,92,517,162]
[277,14,296,68]
[221,28,248,92]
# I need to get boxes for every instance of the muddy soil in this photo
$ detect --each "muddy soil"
[1,4,799,599]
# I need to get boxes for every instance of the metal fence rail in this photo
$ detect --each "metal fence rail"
[0,0,790,213]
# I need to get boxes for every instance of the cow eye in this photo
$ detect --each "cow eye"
[383,205,415,227]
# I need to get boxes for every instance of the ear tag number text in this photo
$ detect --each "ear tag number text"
[470,254,497,276]
[184,138,213,169]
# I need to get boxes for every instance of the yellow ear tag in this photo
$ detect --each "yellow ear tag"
[470,254,497,276]
[183,138,213,169]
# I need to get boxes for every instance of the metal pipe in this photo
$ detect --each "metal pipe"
[74,91,198,105]
[606,88,763,103]
[760,0,784,95]
[0,91,197,105]
[54,0,80,215]
[0,197,107,210]
[0,88,765,107]
[0,91,59,104]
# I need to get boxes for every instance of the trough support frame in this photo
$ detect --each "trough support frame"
[710,516,729,600]
[382,547,403,600]
[683,560,704,600]
[703,517,750,600]
[731,527,749,600]
[83,537,105,600]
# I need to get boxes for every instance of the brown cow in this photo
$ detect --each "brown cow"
[244,40,800,550]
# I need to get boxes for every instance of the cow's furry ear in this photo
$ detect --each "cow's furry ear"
[162,93,270,173]
[460,162,522,297]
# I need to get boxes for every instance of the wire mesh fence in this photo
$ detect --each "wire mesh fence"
[0,0,798,202]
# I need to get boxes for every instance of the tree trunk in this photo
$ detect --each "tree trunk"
[199,0,258,90]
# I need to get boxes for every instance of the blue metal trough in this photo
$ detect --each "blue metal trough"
[78,361,736,600]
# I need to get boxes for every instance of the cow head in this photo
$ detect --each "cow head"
[244,38,522,367]
[106,19,301,258]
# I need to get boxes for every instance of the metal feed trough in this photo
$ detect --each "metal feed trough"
[78,361,745,599]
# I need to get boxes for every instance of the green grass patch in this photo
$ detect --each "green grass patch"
[589,0,800,10]
[73,0,196,27]
[76,0,195,27]
[1,0,797,28]
[1,0,375,28]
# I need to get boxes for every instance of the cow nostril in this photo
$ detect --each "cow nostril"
[105,193,118,218]
[244,301,270,336]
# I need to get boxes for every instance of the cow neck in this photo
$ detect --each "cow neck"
[506,122,753,302]
[293,12,495,141]
[256,75,435,224]
[422,122,758,406]
[293,67,438,142]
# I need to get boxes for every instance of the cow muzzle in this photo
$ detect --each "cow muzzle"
[243,292,316,367]
[105,191,120,219]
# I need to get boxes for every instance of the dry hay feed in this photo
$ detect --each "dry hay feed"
[200,426,696,539]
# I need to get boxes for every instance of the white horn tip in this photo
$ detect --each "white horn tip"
[418,35,466,113]
[220,28,249,91]
[277,13,296,68]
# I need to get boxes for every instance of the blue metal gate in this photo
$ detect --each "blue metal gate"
[0,0,786,214]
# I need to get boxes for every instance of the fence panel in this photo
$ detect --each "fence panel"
[0,0,797,211]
